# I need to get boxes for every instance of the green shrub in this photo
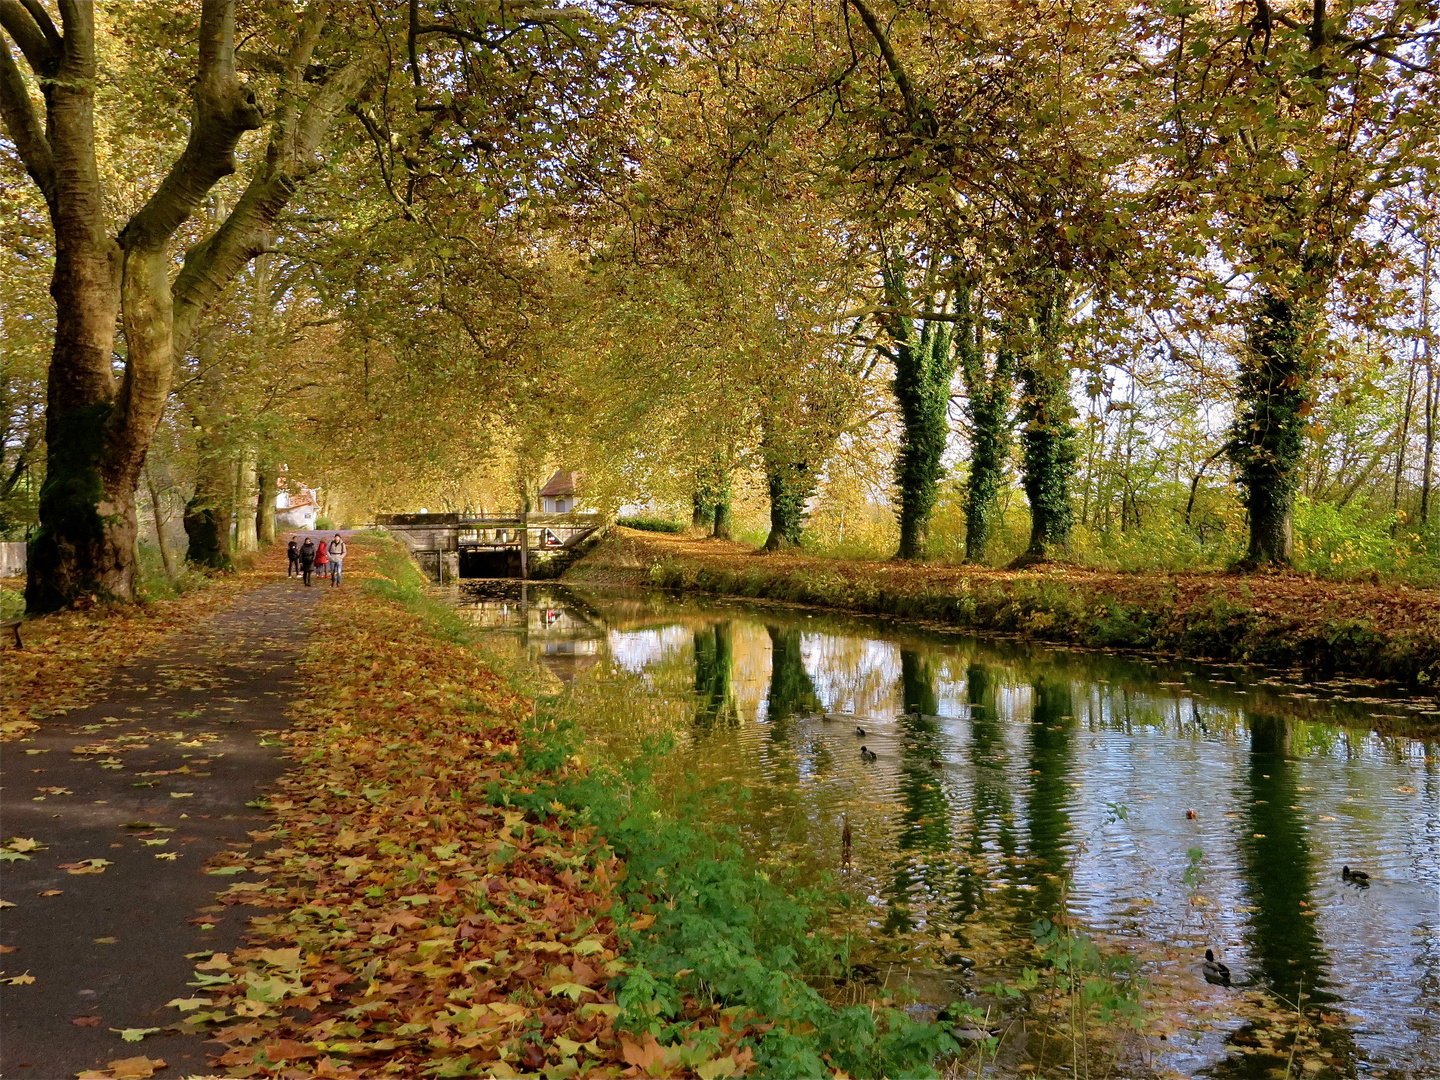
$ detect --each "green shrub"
[315,515,337,531]
[134,541,210,601]
[619,515,686,534]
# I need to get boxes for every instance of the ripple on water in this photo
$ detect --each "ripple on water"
[454,582,1440,1078]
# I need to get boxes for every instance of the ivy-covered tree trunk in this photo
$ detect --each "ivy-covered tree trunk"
[882,260,959,561]
[1227,290,1320,567]
[1012,284,1077,567]
[712,486,733,540]
[763,459,812,551]
[955,292,1015,564]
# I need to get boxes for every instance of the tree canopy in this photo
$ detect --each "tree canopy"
[3,0,1436,607]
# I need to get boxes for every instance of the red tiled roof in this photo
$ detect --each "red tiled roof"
[539,470,580,498]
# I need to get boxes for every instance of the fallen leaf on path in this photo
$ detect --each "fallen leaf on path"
[165,997,212,1010]
[38,889,62,897]
[72,1015,103,1026]
[60,859,112,874]
[1,971,35,984]
[110,1057,166,1080]
[110,1026,160,1042]
[93,936,118,944]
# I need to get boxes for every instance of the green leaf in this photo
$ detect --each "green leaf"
[111,1027,161,1042]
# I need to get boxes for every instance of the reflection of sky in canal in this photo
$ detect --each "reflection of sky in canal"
[466,587,1440,1078]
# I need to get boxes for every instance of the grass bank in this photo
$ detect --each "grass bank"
[198,535,966,1078]
[566,530,1440,689]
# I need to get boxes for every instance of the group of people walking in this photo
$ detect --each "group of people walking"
[288,533,346,586]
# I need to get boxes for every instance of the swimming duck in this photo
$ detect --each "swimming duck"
[928,755,943,768]
[855,726,867,738]
[1202,949,1231,986]
[1342,865,1370,884]
[860,746,878,762]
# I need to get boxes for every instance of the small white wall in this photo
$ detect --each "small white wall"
[0,541,26,577]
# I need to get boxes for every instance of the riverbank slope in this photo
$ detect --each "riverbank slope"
[565,529,1440,687]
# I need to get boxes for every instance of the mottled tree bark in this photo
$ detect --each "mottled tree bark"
[183,439,235,569]
[255,462,275,546]
[2,2,370,610]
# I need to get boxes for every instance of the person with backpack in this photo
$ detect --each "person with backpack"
[327,534,346,586]
[299,536,317,586]
[287,537,300,577]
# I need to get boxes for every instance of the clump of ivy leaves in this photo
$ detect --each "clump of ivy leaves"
[185,537,960,1079]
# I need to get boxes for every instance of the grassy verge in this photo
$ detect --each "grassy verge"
[198,535,964,1078]
[0,543,284,741]
[569,530,1440,689]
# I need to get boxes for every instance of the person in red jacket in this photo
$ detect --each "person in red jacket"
[313,534,329,584]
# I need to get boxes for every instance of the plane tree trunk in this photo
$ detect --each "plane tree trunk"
[183,438,235,569]
[1,2,369,611]
[255,461,275,546]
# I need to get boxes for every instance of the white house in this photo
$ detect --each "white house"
[276,485,320,530]
[538,470,581,514]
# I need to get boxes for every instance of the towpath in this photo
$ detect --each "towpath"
[1,568,327,1079]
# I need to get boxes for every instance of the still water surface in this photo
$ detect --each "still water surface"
[451,581,1439,1078]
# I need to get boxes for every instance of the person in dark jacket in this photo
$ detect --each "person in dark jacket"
[299,536,317,586]
[287,537,300,577]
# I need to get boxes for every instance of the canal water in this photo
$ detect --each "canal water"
[451,580,1439,1079]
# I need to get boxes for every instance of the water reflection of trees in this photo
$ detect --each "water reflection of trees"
[692,622,737,732]
[884,651,958,934]
[765,625,819,733]
[958,664,1018,922]
[1238,714,1335,1007]
[1016,675,1076,923]
[1206,713,1362,1078]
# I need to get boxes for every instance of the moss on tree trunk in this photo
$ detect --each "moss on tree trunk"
[26,401,141,611]
[955,293,1014,565]
[764,460,811,551]
[1227,291,1319,568]
[1012,284,1077,567]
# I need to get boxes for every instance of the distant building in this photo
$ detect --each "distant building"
[538,470,581,514]
[276,484,320,530]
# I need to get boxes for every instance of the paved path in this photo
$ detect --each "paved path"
[1,579,323,1078]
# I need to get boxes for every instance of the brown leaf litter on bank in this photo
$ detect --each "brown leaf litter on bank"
[191,538,756,1078]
